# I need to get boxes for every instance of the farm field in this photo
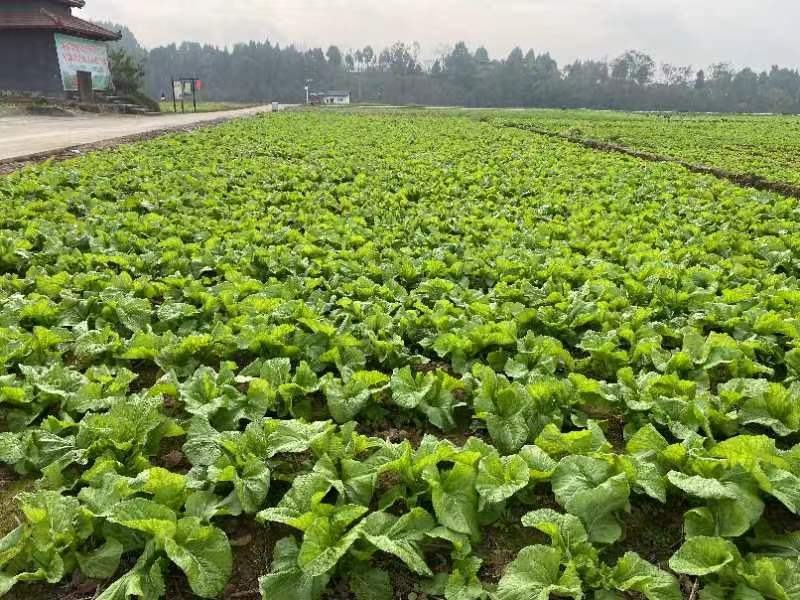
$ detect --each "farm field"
[494,109,800,187]
[2,110,800,599]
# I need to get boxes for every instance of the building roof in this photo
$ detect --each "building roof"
[0,10,121,41]
[310,91,350,98]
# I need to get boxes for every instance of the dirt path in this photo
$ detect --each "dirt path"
[0,105,273,162]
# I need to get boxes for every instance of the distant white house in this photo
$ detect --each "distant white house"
[310,91,351,105]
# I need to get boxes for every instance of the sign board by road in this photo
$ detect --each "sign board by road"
[171,77,201,113]
[54,34,112,91]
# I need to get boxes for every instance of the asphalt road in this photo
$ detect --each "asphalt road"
[0,105,273,161]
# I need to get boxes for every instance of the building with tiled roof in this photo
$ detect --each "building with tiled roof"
[0,0,122,96]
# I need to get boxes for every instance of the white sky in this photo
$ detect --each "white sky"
[82,0,799,71]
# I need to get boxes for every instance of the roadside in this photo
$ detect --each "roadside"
[0,103,24,117]
[158,101,257,114]
[0,104,273,164]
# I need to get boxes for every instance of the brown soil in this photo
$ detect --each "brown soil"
[0,465,18,486]
[371,426,425,447]
[128,363,164,394]
[617,495,688,569]
[413,361,454,375]
[582,406,628,452]
[222,519,292,599]
[477,513,540,584]
[155,442,190,474]
[0,467,26,538]
[763,499,800,534]
[154,519,294,600]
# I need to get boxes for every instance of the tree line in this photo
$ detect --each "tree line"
[100,23,800,113]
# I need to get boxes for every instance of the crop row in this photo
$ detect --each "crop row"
[492,109,800,187]
[1,111,800,598]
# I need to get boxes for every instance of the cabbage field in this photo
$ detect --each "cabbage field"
[496,110,800,188]
[2,110,800,599]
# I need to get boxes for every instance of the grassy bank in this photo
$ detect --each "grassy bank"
[158,101,256,113]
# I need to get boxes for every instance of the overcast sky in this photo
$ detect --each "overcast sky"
[83,0,798,71]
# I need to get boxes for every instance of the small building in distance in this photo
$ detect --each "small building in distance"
[310,90,351,106]
[0,0,121,97]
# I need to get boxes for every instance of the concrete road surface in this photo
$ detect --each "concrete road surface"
[0,105,273,161]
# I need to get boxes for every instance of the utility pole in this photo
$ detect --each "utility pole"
[305,79,313,104]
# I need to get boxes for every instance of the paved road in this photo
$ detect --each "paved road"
[0,105,273,161]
